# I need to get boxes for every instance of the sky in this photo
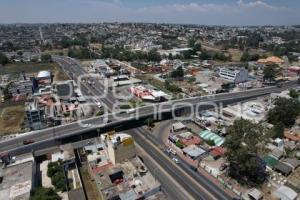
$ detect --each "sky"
[0,0,299,25]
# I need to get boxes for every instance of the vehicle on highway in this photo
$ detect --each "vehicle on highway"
[172,157,180,164]
[95,101,102,108]
[126,108,136,114]
[23,139,35,145]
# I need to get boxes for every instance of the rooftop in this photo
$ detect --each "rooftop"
[0,160,33,200]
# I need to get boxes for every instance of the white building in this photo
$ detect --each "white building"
[219,68,248,83]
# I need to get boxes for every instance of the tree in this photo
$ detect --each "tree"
[240,52,260,62]
[144,117,154,127]
[199,50,211,60]
[17,51,23,56]
[0,52,8,65]
[30,187,61,200]
[147,49,161,62]
[224,119,267,185]
[271,122,285,139]
[289,89,299,99]
[171,66,184,79]
[41,53,52,62]
[263,64,279,81]
[193,42,202,52]
[267,97,300,127]
[188,38,196,48]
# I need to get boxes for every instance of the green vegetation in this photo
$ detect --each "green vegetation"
[47,161,68,192]
[170,66,184,79]
[128,99,144,108]
[175,140,185,149]
[30,187,61,200]
[225,119,267,185]
[240,52,260,62]
[101,46,161,62]
[0,52,9,65]
[60,38,88,48]
[165,80,182,93]
[41,53,53,62]
[205,139,215,146]
[144,117,154,127]
[68,47,99,59]
[263,64,279,81]
[289,89,299,99]
[271,122,285,139]
[267,97,300,128]
[199,49,231,61]
[96,110,104,116]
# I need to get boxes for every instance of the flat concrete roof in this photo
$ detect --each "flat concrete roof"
[0,161,33,200]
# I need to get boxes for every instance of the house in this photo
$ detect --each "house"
[171,122,187,132]
[210,147,226,160]
[274,161,293,176]
[282,158,300,170]
[257,56,284,65]
[182,145,206,160]
[271,148,284,159]
[248,188,263,200]
[272,185,298,200]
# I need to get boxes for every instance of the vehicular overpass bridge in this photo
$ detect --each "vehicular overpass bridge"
[0,80,297,156]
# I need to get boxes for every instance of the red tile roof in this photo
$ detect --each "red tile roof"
[284,132,300,142]
[210,147,226,158]
[180,136,202,146]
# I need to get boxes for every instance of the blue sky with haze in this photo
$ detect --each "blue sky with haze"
[0,0,299,25]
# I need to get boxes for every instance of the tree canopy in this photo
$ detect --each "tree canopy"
[263,64,279,81]
[0,52,9,65]
[267,97,300,128]
[41,53,52,62]
[225,119,267,185]
[170,66,184,79]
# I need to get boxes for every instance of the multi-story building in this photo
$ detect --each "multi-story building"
[25,99,44,130]
[106,133,135,165]
[219,68,248,83]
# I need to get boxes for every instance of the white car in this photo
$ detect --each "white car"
[172,158,180,164]
[167,148,177,156]
[126,108,136,114]
[95,101,102,108]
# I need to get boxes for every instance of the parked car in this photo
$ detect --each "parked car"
[166,148,177,156]
[190,165,198,172]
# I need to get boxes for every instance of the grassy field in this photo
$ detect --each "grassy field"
[0,62,69,81]
[0,105,25,135]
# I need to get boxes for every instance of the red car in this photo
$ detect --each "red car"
[23,139,35,145]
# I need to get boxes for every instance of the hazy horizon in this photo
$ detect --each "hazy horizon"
[1,0,300,26]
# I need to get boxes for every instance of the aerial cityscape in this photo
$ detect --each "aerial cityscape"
[0,1,300,200]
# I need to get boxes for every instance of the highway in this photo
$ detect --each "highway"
[0,56,298,200]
